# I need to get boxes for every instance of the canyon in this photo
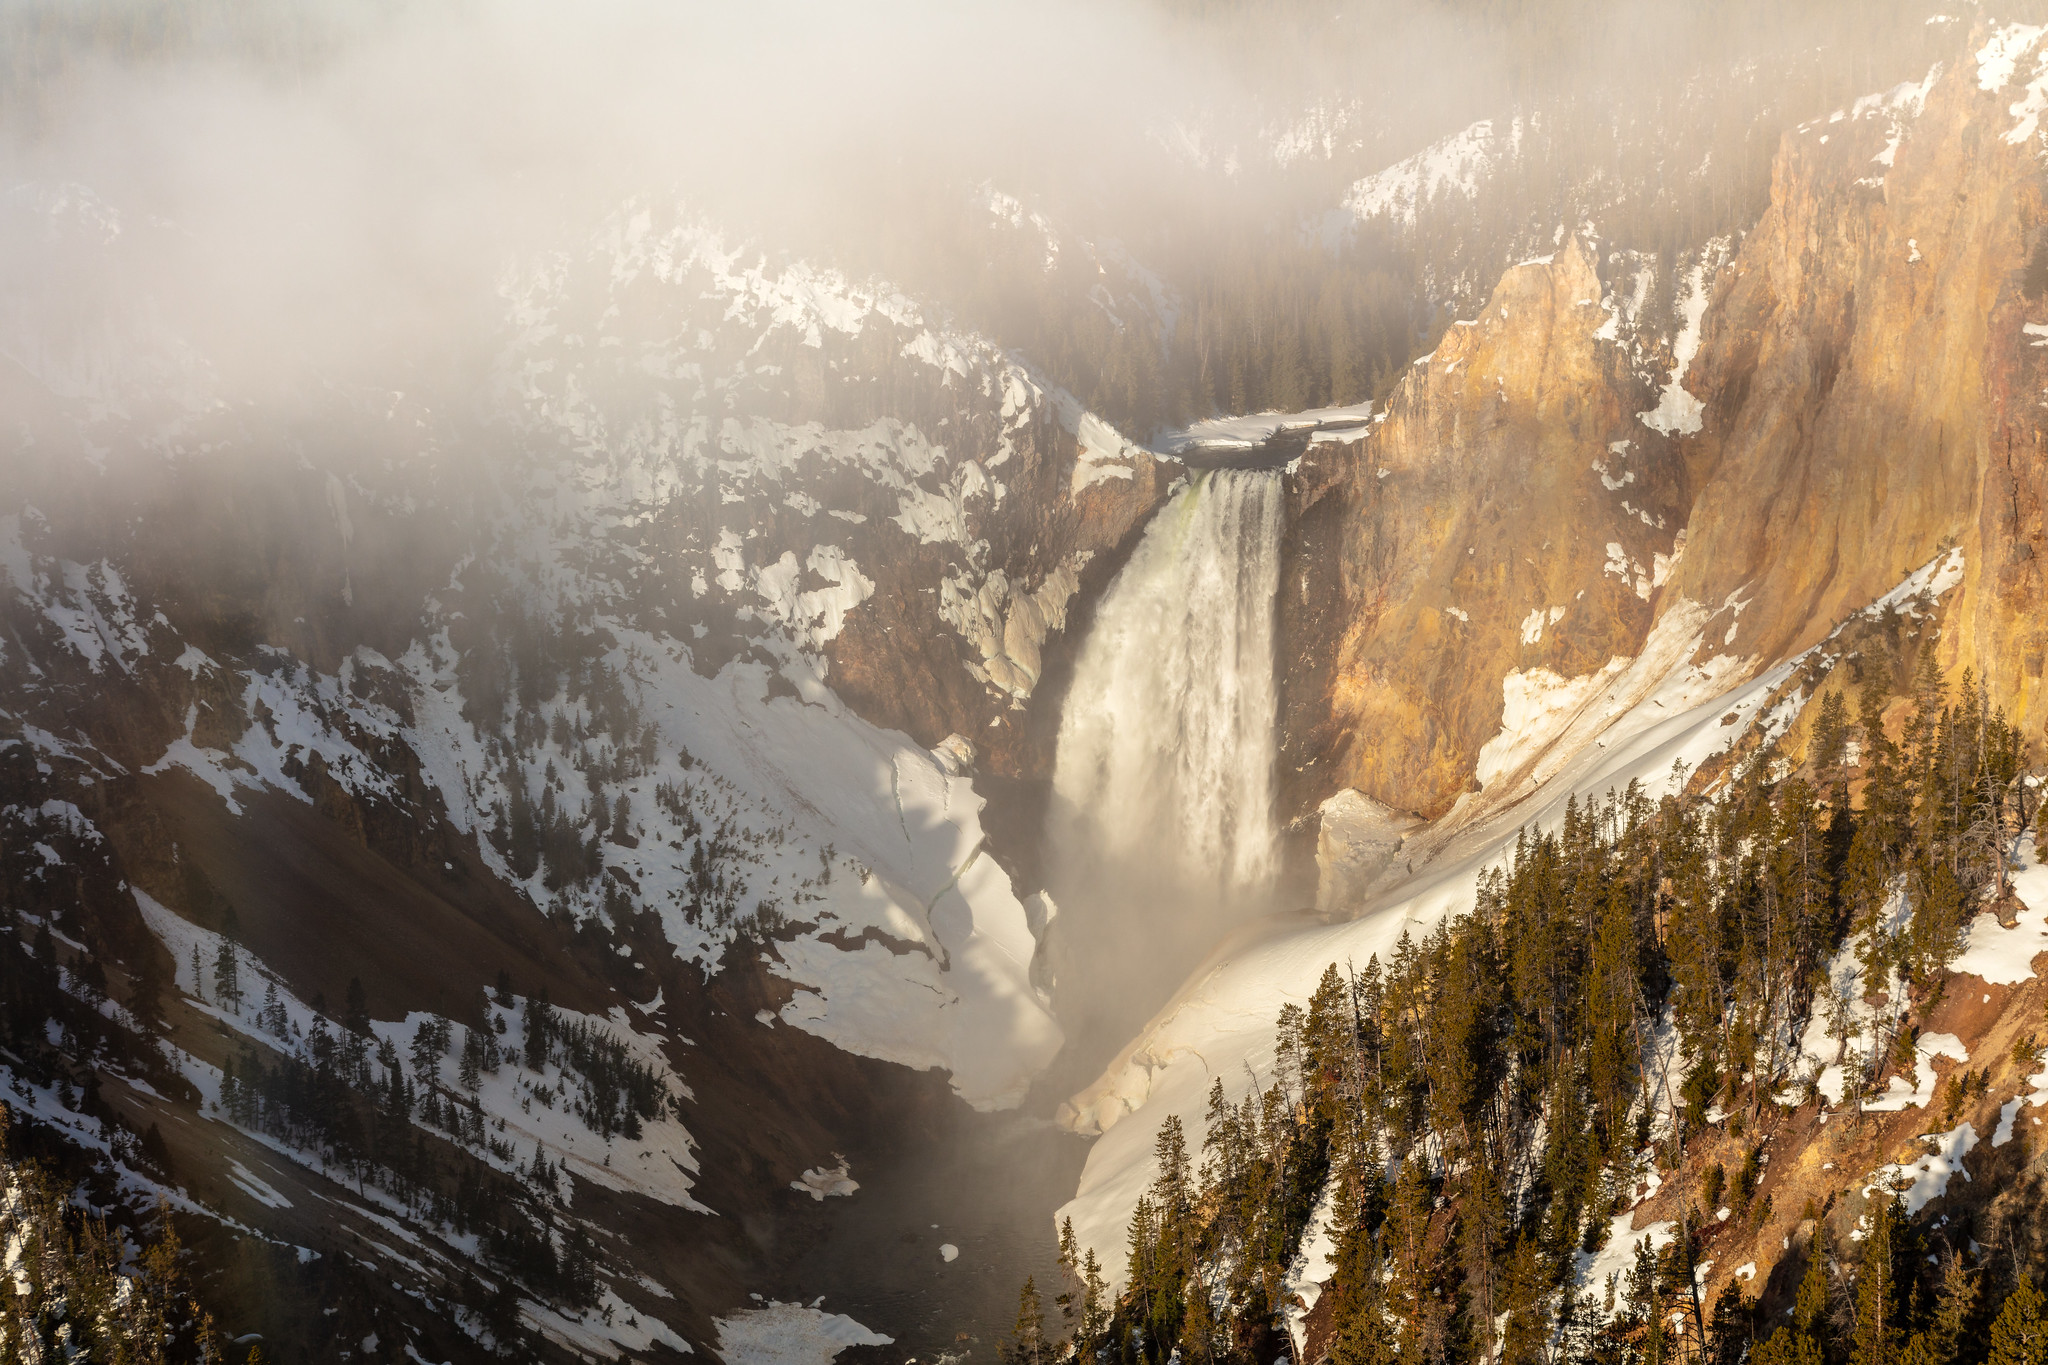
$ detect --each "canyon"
[6,10,2048,1365]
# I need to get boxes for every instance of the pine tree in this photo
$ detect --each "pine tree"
[523,989,552,1072]
[130,947,167,1029]
[1055,1216,1081,1334]
[1908,861,1965,987]
[1990,1277,2046,1365]
[1814,689,1852,788]
[212,940,240,1013]
[1001,1276,1046,1365]
[1903,1258,1980,1365]
[1755,1224,1832,1365]
[1850,1199,1907,1365]
[1080,1247,1108,1341]
[460,1026,483,1092]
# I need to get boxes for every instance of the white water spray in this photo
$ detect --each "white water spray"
[1052,468,1284,893]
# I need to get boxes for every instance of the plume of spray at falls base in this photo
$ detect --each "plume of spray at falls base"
[1043,468,1285,1073]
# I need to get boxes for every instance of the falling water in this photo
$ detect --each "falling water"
[1051,467,1285,897]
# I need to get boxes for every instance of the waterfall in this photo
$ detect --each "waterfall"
[1051,468,1284,895]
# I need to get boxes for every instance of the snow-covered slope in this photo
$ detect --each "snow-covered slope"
[0,186,1164,1355]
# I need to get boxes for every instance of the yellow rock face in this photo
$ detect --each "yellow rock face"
[1280,236,1680,820]
[1678,39,2048,724]
[1284,23,2048,825]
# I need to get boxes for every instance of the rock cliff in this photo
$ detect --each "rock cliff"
[1679,29,2048,727]
[1281,20,2048,828]
[1278,235,1684,821]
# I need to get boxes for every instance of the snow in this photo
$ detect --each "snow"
[1470,598,1749,803]
[1969,23,2048,147]
[1784,891,1923,1108]
[1283,1182,1340,1355]
[579,637,1061,1110]
[1576,1212,1677,1315]
[225,1159,293,1210]
[1653,531,1687,590]
[1519,605,1564,645]
[1071,409,1144,493]
[141,704,247,814]
[1978,25,2046,93]
[1863,1123,1976,1216]
[1637,256,1715,436]
[522,1285,693,1360]
[1269,97,1367,168]
[1950,835,2048,984]
[1865,1033,1969,1113]
[2005,68,2048,146]
[1151,401,1375,457]
[1316,788,1423,914]
[1605,542,1653,599]
[129,888,711,1212]
[173,644,216,676]
[939,555,1089,701]
[791,1160,859,1201]
[1476,660,1631,789]
[231,661,401,805]
[1995,1098,2025,1147]
[0,521,160,675]
[713,1303,891,1365]
[1837,63,1944,187]
[1344,119,1521,226]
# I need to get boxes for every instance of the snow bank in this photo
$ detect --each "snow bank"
[1576,1212,1677,1313]
[1343,120,1520,226]
[1282,1184,1340,1355]
[713,1303,891,1365]
[1150,401,1374,457]
[1950,835,2048,985]
[791,1160,858,1201]
[1468,598,1751,809]
[1475,661,1630,789]
[1865,1033,1969,1113]
[1637,256,1715,437]
[1863,1123,1976,1216]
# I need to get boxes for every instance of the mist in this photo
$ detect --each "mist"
[1,0,1952,462]
[3,0,1254,416]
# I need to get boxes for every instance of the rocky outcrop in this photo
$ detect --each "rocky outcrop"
[822,411,1172,781]
[1277,236,1684,821]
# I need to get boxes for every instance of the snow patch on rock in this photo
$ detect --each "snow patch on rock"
[714,1303,891,1365]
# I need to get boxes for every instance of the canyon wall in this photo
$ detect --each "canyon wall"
[1278,236,1682,821]
[1280,22,2048,826]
